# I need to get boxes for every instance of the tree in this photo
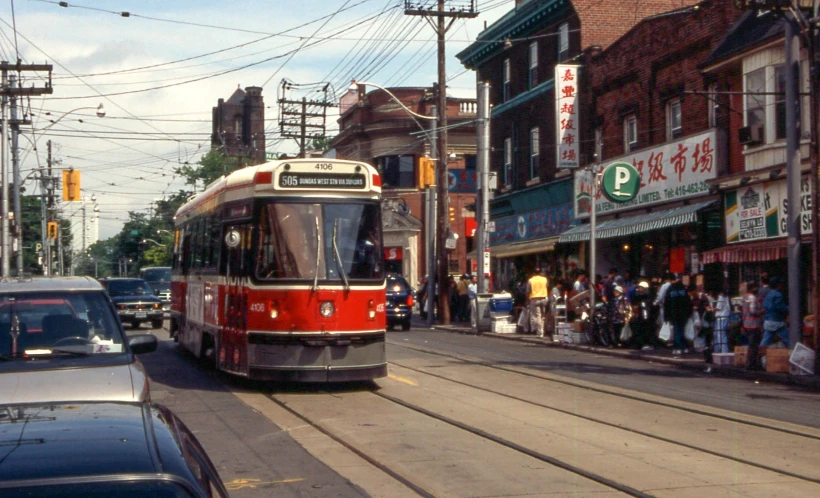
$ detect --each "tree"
[310,134,334,152]
[175,150,248,191]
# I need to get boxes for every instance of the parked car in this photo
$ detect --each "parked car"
[99,278,164,329]
[0,277,157,404]
[0,401,229,497]
[386,273,414,331]
[140,266,172,312]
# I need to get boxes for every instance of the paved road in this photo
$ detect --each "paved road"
[130,324,369,498]
[387,328,820,428]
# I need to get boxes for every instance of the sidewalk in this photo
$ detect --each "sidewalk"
[417,317,820,391]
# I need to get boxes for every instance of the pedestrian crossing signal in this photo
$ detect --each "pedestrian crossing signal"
[47,222,58,239]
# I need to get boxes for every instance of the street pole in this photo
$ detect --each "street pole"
[427,105,438,327]
[785,17,802,349]
[10,75,22,276]
[589,169,598,315]
[1,66,9,278]
[812,0,820,378]
[476,81,490,294]
[435,0,451,324]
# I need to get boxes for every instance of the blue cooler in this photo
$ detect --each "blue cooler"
[489,294,513,316]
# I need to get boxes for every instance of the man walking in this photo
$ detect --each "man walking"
[663,274,692,355]
[742,281,763,370]
[526,267,549,337]
[761,276,789,348]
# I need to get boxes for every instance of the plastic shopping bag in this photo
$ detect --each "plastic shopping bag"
[517,308,530,333]
[620,321,633,342]
[685,317,696,341]
[658,321,672,341]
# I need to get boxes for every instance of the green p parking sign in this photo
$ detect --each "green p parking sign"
[601,161,641,203]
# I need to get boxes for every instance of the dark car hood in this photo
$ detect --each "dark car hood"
[110,295,161,304]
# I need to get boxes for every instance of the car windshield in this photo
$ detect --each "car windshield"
[141,267,171,283]
[0,292,124,356]
[106,280,155,297]
[255,201,383,281]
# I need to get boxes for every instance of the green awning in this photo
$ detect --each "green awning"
[558,201,714,243]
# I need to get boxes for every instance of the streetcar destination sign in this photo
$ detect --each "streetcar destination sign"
[278,172,366,189]
[601,161,641,203]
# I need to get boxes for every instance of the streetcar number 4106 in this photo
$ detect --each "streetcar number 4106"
[315,163,333,170]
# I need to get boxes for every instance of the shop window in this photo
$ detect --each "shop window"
[667,99,682,140]
[378,155,416,189]
[528,41,538,89]
[775,65,786,140]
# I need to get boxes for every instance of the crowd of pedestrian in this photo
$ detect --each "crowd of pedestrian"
[508,267,791,372]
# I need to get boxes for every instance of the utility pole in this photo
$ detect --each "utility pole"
[476,81,490,294]
[426,106,438,327]
[277,80,334,158]
[0,61,53,277]
[405,0,477,324]
[785,10,802,348]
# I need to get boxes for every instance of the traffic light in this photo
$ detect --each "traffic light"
[449,206,456,222]
[47,222,58,239]
[62,169,81,201]
[417,156,436,188]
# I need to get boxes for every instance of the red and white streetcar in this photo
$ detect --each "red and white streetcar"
[170,158,387,382]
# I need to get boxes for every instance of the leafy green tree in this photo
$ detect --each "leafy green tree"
[310,134,334,152]
[175,150,248,191]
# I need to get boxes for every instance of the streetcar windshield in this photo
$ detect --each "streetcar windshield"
[255,202,383,281]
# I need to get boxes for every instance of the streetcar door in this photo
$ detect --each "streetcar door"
[220,224,251,375]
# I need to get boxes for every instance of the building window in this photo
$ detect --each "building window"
[234,116,242,136]
[708,84,717,128]
[624,115,638,153]
[594,127,603,163]
[528,42,538,89]
[465,154,477,170]
[503,58,511,102]
[378,155,416,189]
[745,67,766,144]
[529,127,539,179]
[504,137,512,186]
[667,99,682,140]
[558,23,569,62]
[775,65,787,140]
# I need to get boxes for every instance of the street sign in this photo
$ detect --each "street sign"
[487,221,496,233]
[601,161,641,203]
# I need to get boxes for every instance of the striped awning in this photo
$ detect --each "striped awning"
[558,201,715,243]
[701,238,788,264]
[467,237,558,259]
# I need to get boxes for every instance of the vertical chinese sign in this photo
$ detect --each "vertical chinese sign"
[556,64,580,169]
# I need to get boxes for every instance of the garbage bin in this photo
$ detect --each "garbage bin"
[474,293,494,332]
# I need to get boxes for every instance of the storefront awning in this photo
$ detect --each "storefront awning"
[467,237,558,259]
[557,201,715,243]
[701,238,787,264]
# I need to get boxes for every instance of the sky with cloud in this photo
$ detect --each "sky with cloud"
[0,0,511,241]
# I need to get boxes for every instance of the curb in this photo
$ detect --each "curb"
[426,323,820,391]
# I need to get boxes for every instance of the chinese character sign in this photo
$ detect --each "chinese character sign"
[573,130,718,218]
[555,64,580,169]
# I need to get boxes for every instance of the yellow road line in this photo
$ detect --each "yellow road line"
[388,371,418,386]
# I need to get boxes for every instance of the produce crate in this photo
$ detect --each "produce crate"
[734,346,748,367]
[764,348,790,373]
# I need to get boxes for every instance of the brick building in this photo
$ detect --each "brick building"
[456,0,700,292]
[331,84,477,288]
[211,86,266,165]
[553,0,744,286]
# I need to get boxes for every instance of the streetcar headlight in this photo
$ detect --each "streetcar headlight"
[320,301,335,318]
[270,301,279,319]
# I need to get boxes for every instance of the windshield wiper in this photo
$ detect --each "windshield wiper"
[312,215,321,292]
[332,219,350,292]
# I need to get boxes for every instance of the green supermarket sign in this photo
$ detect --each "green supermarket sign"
[601,161,641,203]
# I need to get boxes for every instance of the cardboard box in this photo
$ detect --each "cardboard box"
[567,331,589,345]
[734,346,748,367]
[712,353,735,366]
[572,320,583,333]
[765,348,791,373]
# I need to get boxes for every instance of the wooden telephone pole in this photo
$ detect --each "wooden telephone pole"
[404,1,477,324]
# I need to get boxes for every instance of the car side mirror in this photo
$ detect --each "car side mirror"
[128,334,158,354]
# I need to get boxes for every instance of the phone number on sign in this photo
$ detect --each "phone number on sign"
[663,181,710,199]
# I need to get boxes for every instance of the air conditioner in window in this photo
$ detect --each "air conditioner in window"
[738,124,763,146]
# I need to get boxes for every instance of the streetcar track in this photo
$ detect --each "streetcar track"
[266,392,647,498]
[387,358,820,487]
[389,340,820,441]
[264,393,436,498]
